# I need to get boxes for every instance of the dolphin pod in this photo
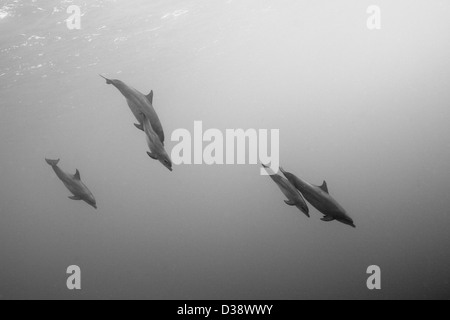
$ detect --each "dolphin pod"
[262,164,310,217]
[45,159,97,209]
[280,167,355,228]
[45,74,356,229]
[100,75,173,171]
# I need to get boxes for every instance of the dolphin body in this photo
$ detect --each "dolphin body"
[100,75,165,144]
[135,117,173,172]
[45,159,97,209]
[280,167,355,228]
[262,164,309,217]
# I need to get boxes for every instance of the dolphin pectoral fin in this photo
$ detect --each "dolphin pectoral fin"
[284,200,296,206]
[74,170,81,180]
[321,216,335,222]
[69,196,82,201]
[147,152,158,160]
[134,123,144,131]
[146,90,154,104]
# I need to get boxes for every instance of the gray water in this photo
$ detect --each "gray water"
[1,0,449,300]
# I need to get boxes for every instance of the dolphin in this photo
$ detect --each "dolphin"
[262,164,309,217]
[100,75,165,144]
[135,116,173,172]
[45,159,97,209]
[280,167,355,228]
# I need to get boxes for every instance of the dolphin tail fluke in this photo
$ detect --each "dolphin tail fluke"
[99,74,113,85]
[45,158,60,167]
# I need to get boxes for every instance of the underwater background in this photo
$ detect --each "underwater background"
[1,0,449,299]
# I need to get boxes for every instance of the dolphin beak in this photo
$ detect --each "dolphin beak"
[344,220,356,228]
[99,74,112,84]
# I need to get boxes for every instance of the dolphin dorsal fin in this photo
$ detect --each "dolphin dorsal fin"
[146,91,154,104]
[74,170,81,180]
[319,181,329,193]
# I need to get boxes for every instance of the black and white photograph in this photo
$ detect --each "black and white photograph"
[1,0,449,303]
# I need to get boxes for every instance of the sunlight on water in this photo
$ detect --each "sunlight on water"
[0,9,9,19]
